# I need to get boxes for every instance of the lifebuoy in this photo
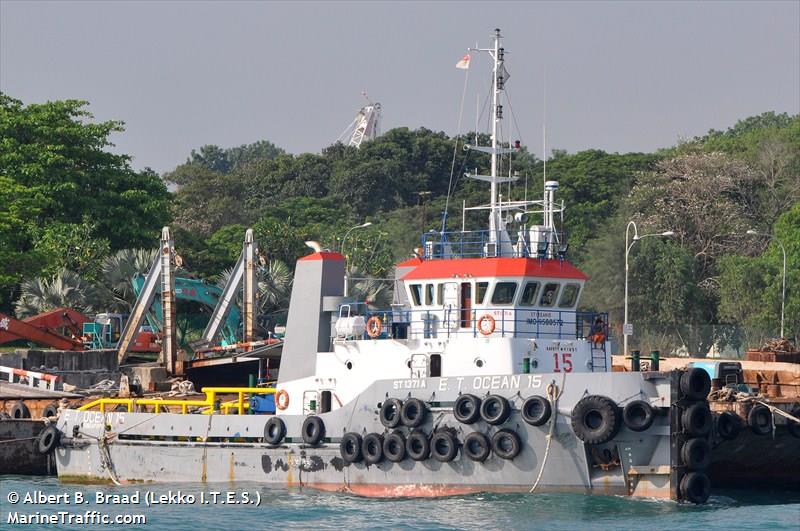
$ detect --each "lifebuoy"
[453,394,482,424]
[275,390,290,410]
[340,432,363,463]
[366,316,382,338]
[430,430,459,462]
[491,429,521,459]
[463,432,491,462]
[571,395,621,445]
[362,433,384,465]
[37,425,60,455]
[383,430,406,462]
[521,395,552,427]
[477,314,496,336]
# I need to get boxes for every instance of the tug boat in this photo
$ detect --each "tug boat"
[51,29,715,503]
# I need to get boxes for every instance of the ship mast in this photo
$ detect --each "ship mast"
[489,28,501,243]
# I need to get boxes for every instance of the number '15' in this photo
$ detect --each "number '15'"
[553,352,573,372]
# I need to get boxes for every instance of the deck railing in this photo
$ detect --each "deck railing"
[421,230,567,260]
[77,387,275,415]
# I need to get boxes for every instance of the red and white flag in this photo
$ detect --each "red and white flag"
[455,54,470,70]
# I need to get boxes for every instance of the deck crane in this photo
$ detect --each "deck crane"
[336,92,382,148]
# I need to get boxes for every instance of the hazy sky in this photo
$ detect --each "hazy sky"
[2,1,798,174]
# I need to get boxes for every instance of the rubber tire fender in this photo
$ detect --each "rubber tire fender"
[380,398,403,429]
[681,403,712,438]
[264,417,287,445]
[37,425,60,455]
[405,429,430,461]
[747,405,772,436]
[480,395,512,425]
[680,368,711,401]
[570,395,621,445]
[42,402,59,419]
[339,432,363,463]
[463,431,491,462]
[491,429,521,460]
[400,398,428,428]
[788,407,800,439]
[680,471,711,504]
[716,411,742,441]
[521,395,551,427]
[301,415,326,446]
[453,394,482,424]
[362,433,384,465]
[622,400,655,432]
[11,401,31,419]
[383,430,406,462]
[430,430,459,462]
[680,437,711,470]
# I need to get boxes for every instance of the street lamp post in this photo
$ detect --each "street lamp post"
[341,222,373,297]
[624,221,675,357]
[746,229,787,338]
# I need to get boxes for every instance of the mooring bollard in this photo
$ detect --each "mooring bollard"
[650,350,660,371]
[631,350,641,372]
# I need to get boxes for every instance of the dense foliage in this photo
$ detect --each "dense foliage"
[3,90,797,354]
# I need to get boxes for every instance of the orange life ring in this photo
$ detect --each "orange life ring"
[366,316,382,338]
[478,314,496,336]
[275,390,290,410]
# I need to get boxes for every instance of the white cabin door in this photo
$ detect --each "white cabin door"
[410,353,427,379]
[443,282,459,330]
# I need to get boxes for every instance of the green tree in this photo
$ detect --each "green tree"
[33,220,110,281]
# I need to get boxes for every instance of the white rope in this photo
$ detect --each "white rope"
[530,371,566,493]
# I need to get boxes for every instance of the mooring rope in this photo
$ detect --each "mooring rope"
[530,371,567,493]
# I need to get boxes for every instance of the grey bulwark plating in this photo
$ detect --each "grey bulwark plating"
[54,371,679,498]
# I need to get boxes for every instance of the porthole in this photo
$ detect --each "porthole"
[474,358,484,368]
[346,361,353,370]
[532,359,539,369]
[406,359,412,368]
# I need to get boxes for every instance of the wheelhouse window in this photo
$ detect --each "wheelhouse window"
[558,284,580,308]
[491,282,518,305]
[409,284,422,306]
[476,282,489,304]
[540,283,560,307]
[520,281,540,306]
[425,284,434,306]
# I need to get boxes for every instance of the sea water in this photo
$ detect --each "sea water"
[1,476,798,530]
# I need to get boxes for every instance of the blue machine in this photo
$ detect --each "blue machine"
[249,394,276,414]
[689,361,743,387]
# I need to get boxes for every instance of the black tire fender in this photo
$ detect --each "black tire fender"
[463,431,491,462]
[42,402,59,419]
[680,437,711,470]
[491,428,521,460]
[747,405,772,436]
[521,395,551,427]
[379,398,403,429]
[480,395,511,425]
[405,429,430,461]
[383,430,406,462]
[11,401,31,419]
[264,417,286,445]
[716,411,742,441]
[622,400,655,432]
[453,394,482,424]
[430,430,459,462]
[339,432,363,463]
[679,471,711,504]
[301,415,326,446]
[362,433,384,465]
[400,398,428,428]
[37,425,60,454]
[570,395,621,445]
[681,403,712,437]
[680,368,711,401]
[788,407,800,439]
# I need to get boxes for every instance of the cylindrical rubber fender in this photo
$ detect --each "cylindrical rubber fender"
[400,398,428,428]
[521,395,551,427]
[380,398,403,429]
[11,401,31,419]
[491,428,521,460]
[453,394,482,424]
[339,432,363,463]
[622,400,655,432]
[264,417,286,445]
[383,430,406,462]
[405,429,430,461]
[716,411,742,441]
[789,407,800,439]
[680,437,711,470]
[37,425,60,454]
[301,415,326,446]
[681,403,712,438]
[747,405,772,436]
[680,368,711,401]
[679,471,711,504]
[570,395,621,445]
[430,430,459,462]
[480,395,511,425]
[362,433,384,465]
[42,402,59,419]
[463,431,491,462]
